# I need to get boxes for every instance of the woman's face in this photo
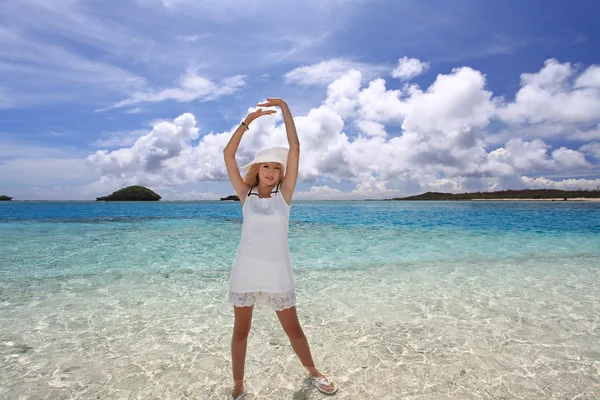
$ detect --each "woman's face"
[258,162,281,186]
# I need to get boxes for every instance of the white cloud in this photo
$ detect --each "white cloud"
[162,190,222,201]
[487,139,554,172]
[0,23,147,107]
[399,67,495,132]
[486,139,590,173]
[264,33,332,64]
[520,176,600,191]
[355,120,387,137]
[1,0,366,108]
[51,59,600,199]
[289,58,598,197]
[579,142,600,160]
[294,181,405,200]
[92,130,150,148]
[84,109,281,193]
[293,106,354,182]
[86,113,200,178]
[324,69,362,118]
[471,60,600,145]
[294,185,346,200]
[5,2,600,200]
[487,122,600,145]
[176,33,214,42]
[285,59,388,86]
[84,105,355,194]
[567,125,600,141]
[499,59,600,124]
[322,65,495,133]
[574,65,600,89]
[356,78,406,122]
[124,108,148,114]
[551,147,590,169]
[314,65,498,188]
[103,69,246,110]
[391,57,430,81]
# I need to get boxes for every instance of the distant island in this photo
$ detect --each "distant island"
[220,195,240,201]
[96,185,161,201]
[390,189,600,201]
[0,195,12,201]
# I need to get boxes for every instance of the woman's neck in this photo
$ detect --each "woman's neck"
[257,182,276,198]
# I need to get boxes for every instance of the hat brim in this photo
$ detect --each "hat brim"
[241,156,287,176]
[240,147,289,177]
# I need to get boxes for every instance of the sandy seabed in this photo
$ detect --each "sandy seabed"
[1,256,600,400]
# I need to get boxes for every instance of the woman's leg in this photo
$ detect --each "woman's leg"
[275,306,336,392]
[231,304,254,397]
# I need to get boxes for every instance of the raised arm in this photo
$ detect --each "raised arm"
[223,108,276,204]
[256,98,299,204]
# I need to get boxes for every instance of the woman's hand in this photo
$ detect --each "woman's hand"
[245,108,277,124]
[257,97,287,108]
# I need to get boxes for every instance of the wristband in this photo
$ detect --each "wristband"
[241,121,249,131]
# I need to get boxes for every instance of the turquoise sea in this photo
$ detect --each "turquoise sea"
[1,200,599,399]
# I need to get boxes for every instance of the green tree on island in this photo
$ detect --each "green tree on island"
[96,186,161,201]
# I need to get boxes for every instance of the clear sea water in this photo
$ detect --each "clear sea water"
[1,200,599,399]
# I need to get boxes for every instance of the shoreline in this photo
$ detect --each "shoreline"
[470,197,600,202]
[384,197,600,202]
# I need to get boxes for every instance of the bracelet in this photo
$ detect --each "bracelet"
[241,121,249,131]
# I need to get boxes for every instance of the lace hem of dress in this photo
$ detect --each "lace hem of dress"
[228,289,296,311]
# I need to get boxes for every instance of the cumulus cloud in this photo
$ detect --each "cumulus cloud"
[83,58,600,199]
[314,65,498,187]
[85,109,291,193]
[487,139,554,172]
[487,139,590,173]
[356,120,387,137]
[520,176,600,191]
[356,78,406,122]
[398,67,495,132]
[294,182,405,200]
[391,57,430,81]
[567,124,600,141]
[499,59,600,124]
[574,65,600,89]
[322,65,495,132]
[86,113,201,180]
[579,142,600,160]
[324,69,362,118]
[551,147,590,169]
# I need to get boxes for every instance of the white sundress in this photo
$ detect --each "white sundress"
[228,183,296,311]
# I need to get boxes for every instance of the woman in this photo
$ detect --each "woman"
[223,98,338,399]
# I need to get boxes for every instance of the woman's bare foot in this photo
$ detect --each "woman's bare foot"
[307,367,337,394]
[231,381,245,399]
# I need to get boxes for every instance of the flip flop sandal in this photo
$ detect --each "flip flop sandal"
[229,391,246,400]
[311,376,339,395]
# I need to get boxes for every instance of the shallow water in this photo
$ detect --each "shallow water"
[1,201,599,399]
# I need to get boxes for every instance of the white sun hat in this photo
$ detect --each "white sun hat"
[241,147,289,176]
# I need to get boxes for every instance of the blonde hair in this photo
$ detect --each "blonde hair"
[244,162,284,188]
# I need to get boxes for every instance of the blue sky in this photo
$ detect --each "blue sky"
[1,0,599,200]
